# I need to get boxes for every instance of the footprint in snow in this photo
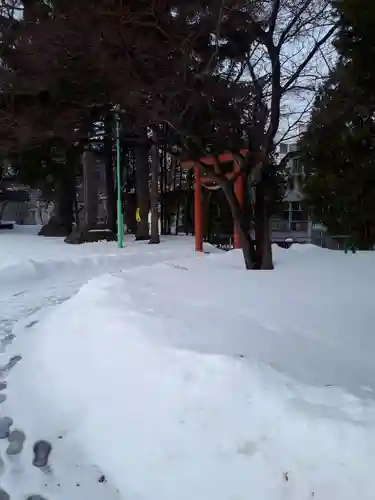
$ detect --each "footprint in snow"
[0,488,10,500]
[26,496,48,500]
[33,440,52,468]
[25,320,39,329]
[0,335,15,352]
[0,417,13,439]
[0,451,5,475]
[7,429,26,456]
[0,382,7,391]
[0,394,6,403]
[1,356,22,374]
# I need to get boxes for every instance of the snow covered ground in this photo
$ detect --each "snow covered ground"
[1,226,375,499]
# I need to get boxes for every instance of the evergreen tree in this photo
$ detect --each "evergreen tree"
[301,65,375,249]
[300,0,375,249]
[334,0,375,96]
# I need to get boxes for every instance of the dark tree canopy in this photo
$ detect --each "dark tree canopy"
[0,0,337,267]
[300,0,375,249]
[334,0,375,95]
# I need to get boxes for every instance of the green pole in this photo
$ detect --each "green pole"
[115,109,123,248]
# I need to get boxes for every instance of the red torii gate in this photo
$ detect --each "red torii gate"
[181,150,248,252]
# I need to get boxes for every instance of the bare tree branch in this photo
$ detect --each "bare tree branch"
[277,149,299,171]
[282,23,338,92]
[277,0,316,49]
[268,0,281,36]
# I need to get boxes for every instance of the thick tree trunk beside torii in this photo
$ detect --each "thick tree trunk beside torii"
[254,182,273,270]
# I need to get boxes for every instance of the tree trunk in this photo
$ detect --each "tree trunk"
[354,224,375,250]
[135,144,150,240]
[0,201,9,220]
[175,193,181,236]
[38,165,75,237]
[104,116,116,233]
[254,183,274,270]
[160,147,166,235]
[82,149,99,229]
[221,181,256,269]
[149,135,160,244]
[205,190,213,242]
[184,170,193,235]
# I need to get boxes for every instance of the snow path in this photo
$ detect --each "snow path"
[0,238,206,500]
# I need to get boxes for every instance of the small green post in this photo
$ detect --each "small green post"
[115,108,123,248]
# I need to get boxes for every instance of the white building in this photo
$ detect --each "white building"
[271,142,313,244]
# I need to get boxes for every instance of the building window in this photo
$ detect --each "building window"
[279,143,288,154]
[292,158,303,174]
[293,222,308,232]
[283,202,289,221]
[291,202,301,212]
[290,202,308,224]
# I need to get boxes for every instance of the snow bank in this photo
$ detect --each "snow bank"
[0,225,216,285]
[7,245,375,500]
